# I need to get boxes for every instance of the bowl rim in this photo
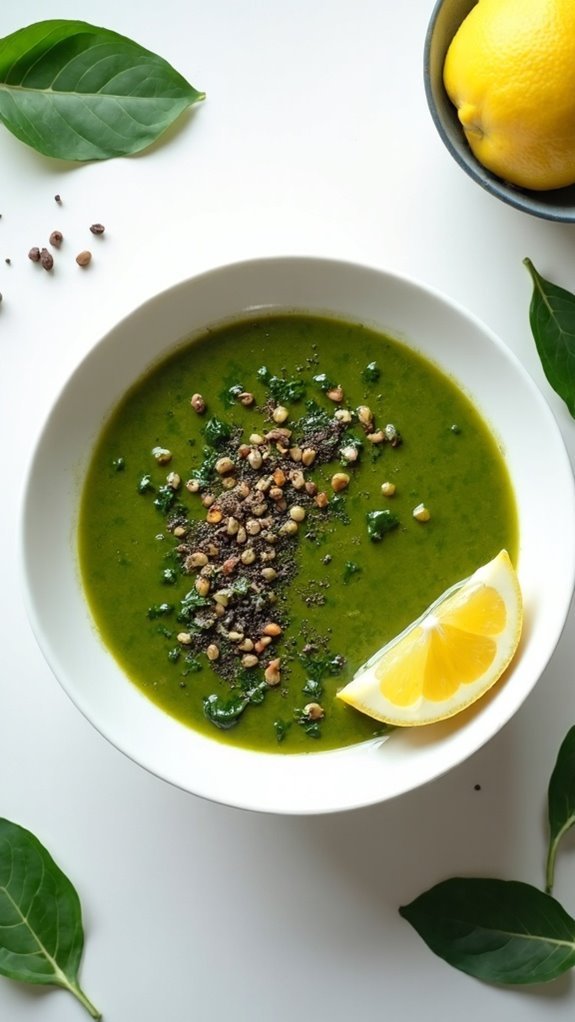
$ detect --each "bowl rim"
[423,0,575,222]
[19,254,575,814]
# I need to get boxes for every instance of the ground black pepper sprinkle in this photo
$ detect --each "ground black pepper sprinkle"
[54,194,62,204]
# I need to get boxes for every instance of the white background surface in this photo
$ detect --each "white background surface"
[2,1,575,1019]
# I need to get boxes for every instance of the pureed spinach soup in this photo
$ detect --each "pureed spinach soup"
[79,314,518,753]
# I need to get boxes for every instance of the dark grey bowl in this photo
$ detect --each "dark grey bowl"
[424,0,575,222]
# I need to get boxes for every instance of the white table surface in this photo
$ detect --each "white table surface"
[2,1,575,1019]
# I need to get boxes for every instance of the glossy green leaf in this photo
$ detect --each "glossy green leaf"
[400,877,575,985]
[0,818,100,1017]
[524,258,575,417]
[0,20,204,160]
[546,725,575,894]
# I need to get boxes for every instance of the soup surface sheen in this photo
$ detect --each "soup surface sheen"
[79,314,518,753]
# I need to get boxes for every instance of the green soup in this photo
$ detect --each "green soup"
[78,314,518,753]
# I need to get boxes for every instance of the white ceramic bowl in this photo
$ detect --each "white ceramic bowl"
[21,257,575,814]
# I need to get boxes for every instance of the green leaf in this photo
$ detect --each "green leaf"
[366,508,399,542]
[546,725,575,894]
[0,20,204,161]
[400,877,575,986]
[0,818,100,1017]
[524,258,575,418]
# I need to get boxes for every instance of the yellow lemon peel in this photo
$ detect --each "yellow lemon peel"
[443,0,575,191]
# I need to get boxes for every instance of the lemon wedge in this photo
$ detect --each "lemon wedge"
[336,550,522,727]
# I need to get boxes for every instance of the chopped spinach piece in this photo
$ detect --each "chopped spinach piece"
[138,473,154,494]
[229,576,251,598]
[223,383,245,406]
[328,493,350,524]
[258,366,305,403]
[313,372,336,392]
[189,447,218,487]
[167,648,181,663]
[297,399,332,433]
[248,684,266,706]
[274,719,292,743]
[162,567,178,585]
[147,602,174,619]
[203,693,248,729]
[178,588,210,622]
[204,417,232,447]
[303,677,323,699]
[293,707,323,738]
[183,655,202,674]
[303,722,322,739]
[268,375,306,403]
[362,361,381,383]
[257,365,272,385]
[343,561,362,584]
[366,509,400,541]
[153,484,179,515]
[300,649,345,678]
[112,456,125,471]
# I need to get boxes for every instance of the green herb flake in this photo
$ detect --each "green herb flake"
[204,417,232,448]
[268,375,306,403]
[362,361,381,383]
[112,456,125,471]
[167,647,181,663]
[153,485,178,515]
[189,448,218,487]
[138,473,154,494]
[177,589,210,622]
[274,719,291,743]
[203,692,248,729]
[366,509,400,542]
[343,561,362,584]
[303,677,323,699]
[146,602,174,620]
[313,372,336,392]
[162,567,178,585]
[328,493,350,524]
[182,656,202,674]
[223,384,245,406]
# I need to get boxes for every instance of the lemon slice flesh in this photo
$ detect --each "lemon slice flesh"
[336,550,522,727]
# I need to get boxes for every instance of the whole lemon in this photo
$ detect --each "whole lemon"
[443,0,575,191]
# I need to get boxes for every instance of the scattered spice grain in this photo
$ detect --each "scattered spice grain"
[76,250,92,267]
[40,248,54,271]
[49,230,63,248]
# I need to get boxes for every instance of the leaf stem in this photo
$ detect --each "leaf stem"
[545,816,575,895]
[65,978,102,1019]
